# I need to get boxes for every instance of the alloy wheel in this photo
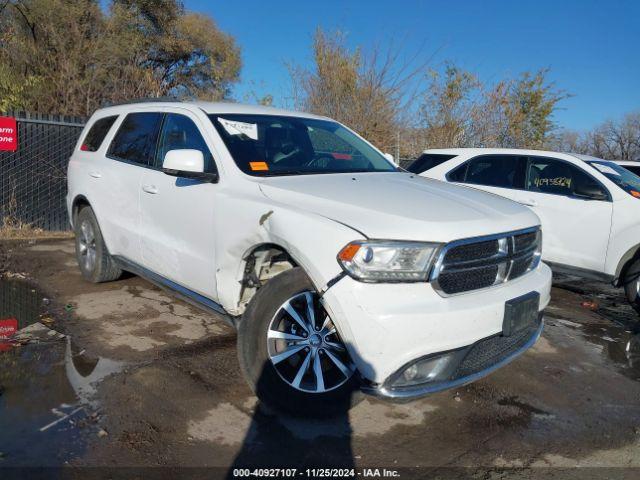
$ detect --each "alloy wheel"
[78,220,97,273]
[267,291,354,393]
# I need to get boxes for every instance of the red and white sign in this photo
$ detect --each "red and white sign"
[0,116,18,152]
[0,318,18,339]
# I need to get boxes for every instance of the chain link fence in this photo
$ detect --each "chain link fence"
[0,113,86,232]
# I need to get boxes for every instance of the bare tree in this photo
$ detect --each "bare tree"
[550,111,640,161]
[288,28,431,154]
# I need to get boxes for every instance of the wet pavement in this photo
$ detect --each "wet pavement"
[0,277,122,466]
[0,239,640,477]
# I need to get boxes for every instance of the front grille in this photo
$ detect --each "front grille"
[444,239,499,263]
[452,319,540,378]
[432,227,541,295]
[514,231,537,252]
[437,265,499,294]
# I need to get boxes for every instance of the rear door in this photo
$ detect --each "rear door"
[100,111,164,264]
[138,110,219,299]
[448,154,528,202]
[513,156,613,271]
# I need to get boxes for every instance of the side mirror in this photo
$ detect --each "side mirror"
[162,149,218,183]
[383,152,397,165]
[573,182,607,201]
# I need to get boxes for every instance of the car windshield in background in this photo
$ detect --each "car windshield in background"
[208,114,396,176]
[587,160,640,198]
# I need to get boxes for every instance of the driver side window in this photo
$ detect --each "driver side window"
[156,114,216,173]
[307,126,369,169]
[526,157,605,198]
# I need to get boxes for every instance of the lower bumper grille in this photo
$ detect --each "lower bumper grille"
[452,318,541,378]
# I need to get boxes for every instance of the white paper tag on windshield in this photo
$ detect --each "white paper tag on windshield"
[592,163,620,176]
[218,118,258,140]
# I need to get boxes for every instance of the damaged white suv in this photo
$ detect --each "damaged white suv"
[67,101,551,415]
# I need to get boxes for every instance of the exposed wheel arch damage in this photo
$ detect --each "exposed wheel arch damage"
[212,196,365,317]
[237,243,299,313]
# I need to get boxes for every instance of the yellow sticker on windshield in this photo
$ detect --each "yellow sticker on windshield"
[250,161,269,171]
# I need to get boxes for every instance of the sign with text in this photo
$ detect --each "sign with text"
[0,318,18,339]
[0,116,18,151]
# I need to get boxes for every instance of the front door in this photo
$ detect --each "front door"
[138,112,219,299]
[512,156,613,272]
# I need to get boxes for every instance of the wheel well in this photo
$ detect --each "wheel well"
[71,196,91,226]
[617,246,640,287]
[238,244,299,311]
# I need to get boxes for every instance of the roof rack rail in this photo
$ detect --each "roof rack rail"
[102,97,182,107]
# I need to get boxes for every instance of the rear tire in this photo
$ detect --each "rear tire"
[237,267,361,417]
[623,258,640,315]
[74,206,122,283]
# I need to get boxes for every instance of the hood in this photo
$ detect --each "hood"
[258,172,539,242]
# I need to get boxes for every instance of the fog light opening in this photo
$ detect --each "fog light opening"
[391,351,462,388]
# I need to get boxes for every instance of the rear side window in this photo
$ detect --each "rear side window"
[450,155,527,189]
[108,112,163,166]
[80,116,117,152]
[407,154,456,174]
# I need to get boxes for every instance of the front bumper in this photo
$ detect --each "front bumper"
[320,262,552,388]
[361,315,543,401]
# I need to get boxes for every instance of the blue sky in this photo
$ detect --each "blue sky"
[186,0,640,131]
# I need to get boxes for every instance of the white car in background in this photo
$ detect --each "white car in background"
[67,104,551,416]
[408,148,640,313]
[613,160,640,177]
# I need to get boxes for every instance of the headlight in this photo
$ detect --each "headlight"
[337,240,441,282]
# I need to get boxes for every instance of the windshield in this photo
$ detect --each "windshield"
[208,114,396,176]
[587,160,640,198]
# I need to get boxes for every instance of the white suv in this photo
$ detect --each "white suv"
[67,102,551,415]
[410,148,640,313]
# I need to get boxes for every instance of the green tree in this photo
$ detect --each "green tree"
[420,65,568,150]
[0,0,241,115]
[420,64,482,148]
[496,69,569,148]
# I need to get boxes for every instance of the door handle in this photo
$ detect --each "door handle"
[142,184,158,194]
[89,171,102,178]
[519,199,537,207]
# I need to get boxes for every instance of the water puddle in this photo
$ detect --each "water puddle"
[0,278,122,466]
[553,273,638,328]
[552,317,640,381]
[551,273,640,379]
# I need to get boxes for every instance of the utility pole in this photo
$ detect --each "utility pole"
[396,131,400,163]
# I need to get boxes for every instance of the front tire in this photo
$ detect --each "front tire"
[238,267,360,417]
[74,206,122,283]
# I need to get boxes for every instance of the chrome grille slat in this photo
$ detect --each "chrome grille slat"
[430,227,542,296]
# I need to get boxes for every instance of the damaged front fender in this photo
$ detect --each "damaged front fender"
[213,190,366,317]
